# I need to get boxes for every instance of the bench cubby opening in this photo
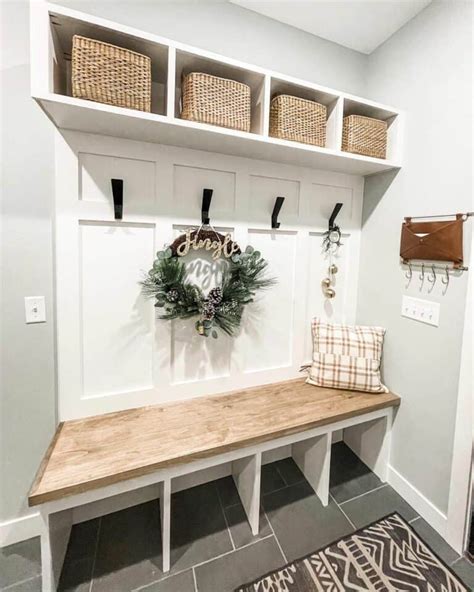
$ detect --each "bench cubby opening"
[343,414,392,482]
[291,432,332,506]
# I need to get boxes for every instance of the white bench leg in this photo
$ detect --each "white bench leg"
[292,433,331,506]
[159,479,171,573]
[343,410,392,482]
[232,453,262,535]
[40,507,72,592]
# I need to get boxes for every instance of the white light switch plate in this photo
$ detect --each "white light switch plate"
[24,296,46,324]
[401,295,440,327]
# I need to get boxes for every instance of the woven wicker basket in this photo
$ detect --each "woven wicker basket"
[342,115,387,159]
[72,35,152,112]
[181,72,251,132]
[269,95,327,147]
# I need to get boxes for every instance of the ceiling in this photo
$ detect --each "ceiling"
[230,0,432,54]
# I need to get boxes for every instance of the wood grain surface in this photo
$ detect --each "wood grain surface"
[29,379,400,506]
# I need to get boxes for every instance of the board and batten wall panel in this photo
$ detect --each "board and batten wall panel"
[242,230,297,373]
[54,131,364,420]
[79,221,155,398]
[79,153,156,211]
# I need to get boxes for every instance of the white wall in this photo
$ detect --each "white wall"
[357,0,472,520]
[0,0,368,542]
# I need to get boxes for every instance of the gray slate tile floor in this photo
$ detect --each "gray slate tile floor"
[2,442,473,591]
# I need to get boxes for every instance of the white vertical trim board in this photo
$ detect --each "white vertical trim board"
[445,225,473,554]
[344,412,392,483]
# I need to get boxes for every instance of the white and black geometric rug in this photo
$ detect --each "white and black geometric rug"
[236,513,468,591]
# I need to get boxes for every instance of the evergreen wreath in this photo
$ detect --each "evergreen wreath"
[141,229,276,338]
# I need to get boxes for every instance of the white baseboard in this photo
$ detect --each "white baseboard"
[0,512,42,548]
[387,463,448,537]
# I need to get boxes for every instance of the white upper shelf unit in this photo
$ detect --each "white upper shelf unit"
[30,2,403,176]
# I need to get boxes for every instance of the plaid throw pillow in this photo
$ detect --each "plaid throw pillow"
[307,319,388,393]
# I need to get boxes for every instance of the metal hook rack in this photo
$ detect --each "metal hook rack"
[402,261,469,273]
[405,211,474,221]
[402,260,467,294]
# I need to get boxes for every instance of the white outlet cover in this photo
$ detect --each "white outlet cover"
[401,295,440,327]
[24,296,46,324]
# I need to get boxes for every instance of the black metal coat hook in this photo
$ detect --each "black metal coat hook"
[111,178,123,220]
[328,202,343,230]
[271,196,285,229]
[201,188,213,225]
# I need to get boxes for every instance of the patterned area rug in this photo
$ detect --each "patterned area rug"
[236,513,468,591]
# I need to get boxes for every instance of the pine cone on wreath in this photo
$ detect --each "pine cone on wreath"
[202,301,216,321]
[166,288,179,302]
[208,287,223,305]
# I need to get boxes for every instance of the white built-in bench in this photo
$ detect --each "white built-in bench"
[29,379,400,592]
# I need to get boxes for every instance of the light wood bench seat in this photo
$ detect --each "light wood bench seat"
[29,379,399,592]
[29,379,399,506]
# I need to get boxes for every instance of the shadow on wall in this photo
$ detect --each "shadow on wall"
[362,169,399,227]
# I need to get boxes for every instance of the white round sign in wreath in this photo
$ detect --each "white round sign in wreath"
[141,227,276,338]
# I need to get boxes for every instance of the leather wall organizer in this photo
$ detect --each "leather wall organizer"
[400,214,464,268]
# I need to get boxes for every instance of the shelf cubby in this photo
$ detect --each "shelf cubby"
[49,10,169,116]
[174,49,266,135]
[268,77,341,150]
[342,98,402,162]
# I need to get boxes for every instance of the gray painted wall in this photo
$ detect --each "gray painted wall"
[1,1,56,522]
[357,0,472,514]
[0,0,366,526]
